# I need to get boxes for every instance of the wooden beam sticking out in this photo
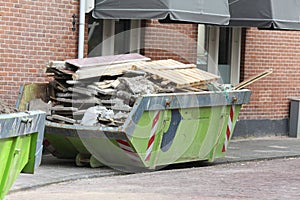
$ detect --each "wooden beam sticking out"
[51,114,77,124]
[234,69,273,90]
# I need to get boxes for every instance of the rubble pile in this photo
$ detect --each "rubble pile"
[0,99,16,114]
[45,54,220,128]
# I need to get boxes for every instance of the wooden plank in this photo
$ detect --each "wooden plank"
[87,85,117,95]
[66,80,82,85]
[51,106,78,112]
[46,67,74,76]
[55,97,102,104]
[179,69,219,83]
[100,99,121,105]
[51,114,77,124]
[73,110,87,116]
[97,117,124,126]
[157,64,196,70]
[73,62,144,80]
[123,70,147,77]
[68,87,96,96]
[177,86,203,92]
[49,81,68,92]
[157,70,199,85]
[133,60,219,87]
[234,70,273,90]
[133,59,195,70]
[56,93,77,98]
[140,68,185,84]
[48,61,66,69]
[110,79,120,88]
[93,80,115,89]
[66,53,150,69]
[46,116,60,123]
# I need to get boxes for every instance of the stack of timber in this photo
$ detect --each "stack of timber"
[45,54,220,128]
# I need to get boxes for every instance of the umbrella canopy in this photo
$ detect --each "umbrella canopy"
[229,0,300,30]
[92,0,230,25]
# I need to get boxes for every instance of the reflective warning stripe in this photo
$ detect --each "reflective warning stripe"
[145,111,160,161]
[222,105,235,152]
[116,139,140,162]
[43,139,57,154]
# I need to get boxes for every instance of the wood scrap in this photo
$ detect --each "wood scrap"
[51,106,78,112]
[66,53,150,69]
[55,97,102,104]
[56,93,77,98]
[68,87,96,96]
[45,55,224,128]
[51,114,77,124]
[234,70,273,90]
[48,61,66,69]
[110,79,120,88]
[66,80,82,85]
[49,81,68,92]
[122,70,147,77]
[93,80,115,89]
[72,61,145,80]
[132,60,219,88]
[87,85,117,95]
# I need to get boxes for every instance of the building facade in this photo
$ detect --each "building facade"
[0,1,79,105]
[1,2,300,137]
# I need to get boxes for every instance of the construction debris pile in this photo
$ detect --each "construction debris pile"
[45,54,220,128]
[0,99,17,114]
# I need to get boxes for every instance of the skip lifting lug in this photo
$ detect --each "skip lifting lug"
[165,99,171,107]
[21,117,33,124]
[232,96,238,103]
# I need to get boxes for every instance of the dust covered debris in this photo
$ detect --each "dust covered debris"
[0,99,17,114]
[43,54,221,128]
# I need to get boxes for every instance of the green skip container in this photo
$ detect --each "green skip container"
[0,111,46,199]
[19,83,251,172]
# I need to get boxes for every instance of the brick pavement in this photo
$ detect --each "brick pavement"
[6,157,300,200]
[5,136,300,199]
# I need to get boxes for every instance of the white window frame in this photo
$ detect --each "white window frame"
[101,19,141,56]
[198,26,241,85]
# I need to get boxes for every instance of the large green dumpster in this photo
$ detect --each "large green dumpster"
[19,83,251,172]
[0,111,46,199]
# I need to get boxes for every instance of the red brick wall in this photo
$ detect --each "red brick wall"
[0,0,79,105]
[239,28,300,120]
[2,2,299,123]
[143,20,198,64]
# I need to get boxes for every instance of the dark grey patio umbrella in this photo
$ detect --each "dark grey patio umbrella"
[229,0,300,30]
[93,0,230,25]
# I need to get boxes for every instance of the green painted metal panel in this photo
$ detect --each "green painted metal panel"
[19,83,251,172]
[0,111,46,200]
[44,133,79,159]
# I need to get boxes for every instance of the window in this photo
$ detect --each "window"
[88,17,141,57]
[197,26,241,85]
[196,25,209,71]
